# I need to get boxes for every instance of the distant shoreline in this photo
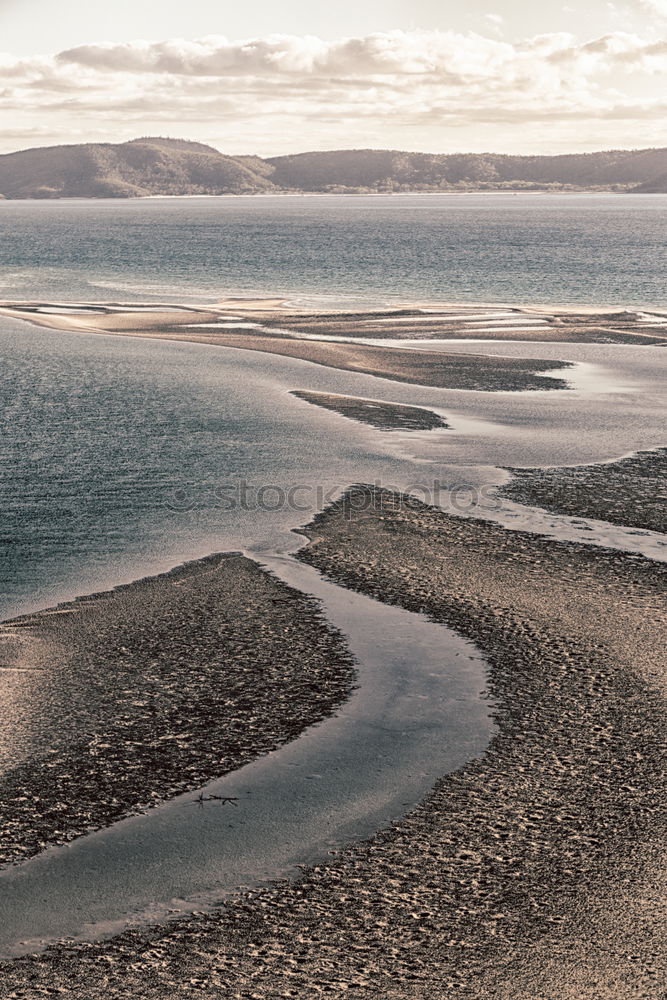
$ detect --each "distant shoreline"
[2,137,665,198]
[2,188,662,203]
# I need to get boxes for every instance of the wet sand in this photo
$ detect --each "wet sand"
[1,489,664,998]
[501,448,667,534]
[0,297,665,996]
[257,307,667,345]
[9,296,667,391]
[291,391,448,430]
[3,299,666,346]
[149,328,571,391]
[0,301,572,392]
[0,554,355,868]
[0,554,491,960]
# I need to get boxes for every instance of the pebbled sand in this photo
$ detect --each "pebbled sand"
[2,489,664,998]
[501,448,667,534]
[0,554,355,869]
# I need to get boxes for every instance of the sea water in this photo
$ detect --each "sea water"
[0,193,665,308]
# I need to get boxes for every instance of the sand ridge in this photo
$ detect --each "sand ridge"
[1,490,664,997]
[0,554,355,869]
[0,300,574,392]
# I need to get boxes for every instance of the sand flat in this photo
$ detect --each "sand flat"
[0,554,354,868]
[0,301,572,391]
[290,390,449,430]
[2,488,664,997]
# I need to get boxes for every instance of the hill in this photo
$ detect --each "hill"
[266,147,667,192]
[632,171,667,193]
[0,137,275,199]
[0,139,665,198]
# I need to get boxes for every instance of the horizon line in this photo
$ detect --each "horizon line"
[2,136,666,159]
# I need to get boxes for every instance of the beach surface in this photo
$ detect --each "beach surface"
[4,298,666,346]
[501,448,667,534]
[0,554,355,868]
[0,301,573,392]
[0,295,665,998]
[1,488,664,998]
[257,305,667,345]
[4,298,666,397]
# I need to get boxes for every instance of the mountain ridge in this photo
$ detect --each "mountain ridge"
[1,137,665,198]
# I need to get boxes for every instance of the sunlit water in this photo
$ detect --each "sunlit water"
[1,193,666,308]
[0,197,665,955]
[1,316,665,620]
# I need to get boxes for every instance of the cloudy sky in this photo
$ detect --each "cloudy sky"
[1,0,666,155]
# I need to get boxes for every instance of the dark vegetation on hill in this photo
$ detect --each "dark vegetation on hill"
[0,137,665,198]
[0,137,276,199]
[633,171,667,193]
[267,147,667,192]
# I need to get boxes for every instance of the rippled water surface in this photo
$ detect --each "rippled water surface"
[1,315,665,619]
[0,197,665,955]
[1,193,666,308]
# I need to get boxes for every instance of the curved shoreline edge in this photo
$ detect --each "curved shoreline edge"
[0,553,356,869]
[500,448,667,535]
[1,487,665,997]
[0,302,574,392]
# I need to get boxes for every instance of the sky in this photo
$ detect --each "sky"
[1,0,666,155]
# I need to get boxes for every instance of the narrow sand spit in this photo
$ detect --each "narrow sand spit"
[0,301,571,392]
[1,488,664,998]
[135,328,571,391]
[0,554,355,868]
[3,299,666,402]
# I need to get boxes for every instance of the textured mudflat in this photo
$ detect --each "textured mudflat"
[2,489,664,998]
[121,325,571,392]
[0,554,355,869]
[291,390,448,431]
[256,307,667,345]
[0,302,571,392]
[501,448,667,533]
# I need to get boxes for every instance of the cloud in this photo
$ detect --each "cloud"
[484,14,505,32]
[0,29,666,153]
[636,0,667,18]
[42,28,667,80]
